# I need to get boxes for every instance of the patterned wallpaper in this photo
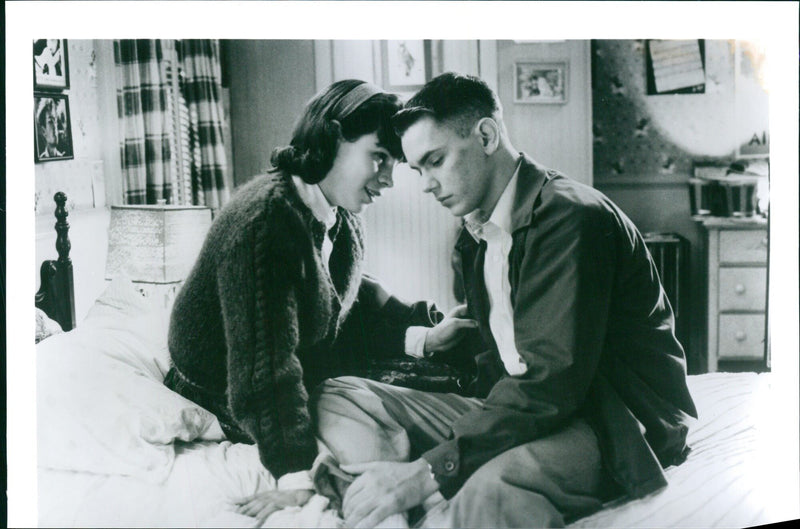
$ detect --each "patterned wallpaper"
[592,40,740,181]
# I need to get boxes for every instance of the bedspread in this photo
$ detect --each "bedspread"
[569,372,780,528]
[36,277,794,528]
[39,441,341,528]
[38,372,785,528]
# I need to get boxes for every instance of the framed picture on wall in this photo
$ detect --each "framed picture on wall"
[33,39,70,90]
[381,40,432,91]
[514,61,568,104]
[34,92,74,163]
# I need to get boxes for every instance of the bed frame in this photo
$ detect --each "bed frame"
[35,191,76,331]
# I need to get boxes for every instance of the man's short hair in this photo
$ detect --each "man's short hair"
[392,72,500,139]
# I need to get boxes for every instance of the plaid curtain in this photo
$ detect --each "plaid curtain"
[114,40,172,204]
[177,40,230,210]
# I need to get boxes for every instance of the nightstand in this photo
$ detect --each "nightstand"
[700,217,769,372]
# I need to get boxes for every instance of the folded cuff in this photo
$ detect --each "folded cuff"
[277,469,314,491]
[405,326,430,358]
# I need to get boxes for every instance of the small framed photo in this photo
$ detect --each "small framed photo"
[34,39,70,90]
[514,61,568,104]
[34,92,74,163]
[381,40,432,92]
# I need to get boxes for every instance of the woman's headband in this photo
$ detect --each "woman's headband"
[331,82,385,120]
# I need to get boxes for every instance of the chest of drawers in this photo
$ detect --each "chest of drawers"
[702,219,769,372]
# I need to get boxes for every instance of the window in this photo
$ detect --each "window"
[161,40,194,205]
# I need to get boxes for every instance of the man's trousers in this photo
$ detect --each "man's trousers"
[311,376,609,528]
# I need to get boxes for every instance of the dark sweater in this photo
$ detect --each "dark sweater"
[167,173,439,477]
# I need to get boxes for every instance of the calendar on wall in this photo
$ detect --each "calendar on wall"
[645,40,706,95]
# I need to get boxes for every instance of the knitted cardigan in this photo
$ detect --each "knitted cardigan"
[168,173,372,478]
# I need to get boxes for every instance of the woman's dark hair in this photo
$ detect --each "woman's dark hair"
[270,80,404,184]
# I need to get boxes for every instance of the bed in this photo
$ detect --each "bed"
[35,194,794,528]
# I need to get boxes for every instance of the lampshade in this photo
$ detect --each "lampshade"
[105,204,212,284]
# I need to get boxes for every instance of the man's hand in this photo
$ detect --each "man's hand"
[233,489,314,526]
[425,304,478,354]
[340,459,439,528]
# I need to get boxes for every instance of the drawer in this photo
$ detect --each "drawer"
[719,268,767,311]
[719,230,768,264]
[718,314,766,360]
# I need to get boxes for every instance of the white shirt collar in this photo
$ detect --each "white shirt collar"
[464,157,522,241]
[292,175,338,232]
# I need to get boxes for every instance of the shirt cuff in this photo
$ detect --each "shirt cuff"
[404,326,429,358]
[277,469,314,491]
[277,451,323,492]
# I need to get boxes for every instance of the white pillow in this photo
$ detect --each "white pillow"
[35,307,63,343]
[37,275,224,483]
[80,273,172,380]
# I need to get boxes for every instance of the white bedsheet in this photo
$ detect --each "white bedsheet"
[37,276,341,528]
[36,278,793,528]
[569,372,782,528]
[39,441,341,528]
[38,372,783,528]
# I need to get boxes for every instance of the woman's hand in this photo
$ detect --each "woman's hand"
[424,304,478,354]
[233,488,314,526]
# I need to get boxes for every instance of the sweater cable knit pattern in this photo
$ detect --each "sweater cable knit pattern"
[167,173,363,478]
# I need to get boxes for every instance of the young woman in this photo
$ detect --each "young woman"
[165,80,475,523]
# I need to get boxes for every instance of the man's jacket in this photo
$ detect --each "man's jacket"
[423,154,698,500]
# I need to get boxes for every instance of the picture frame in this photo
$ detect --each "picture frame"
[381,40,432,92]
[514,61,568,104]
[34,92,74,163]
[33,39,70,90]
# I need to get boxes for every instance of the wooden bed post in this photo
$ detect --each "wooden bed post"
[35,192,77,331]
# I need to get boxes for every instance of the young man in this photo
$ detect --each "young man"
[37,98,64,159]
[311,73,697,528]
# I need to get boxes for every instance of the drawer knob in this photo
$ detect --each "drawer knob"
[760,238,768,247]
[735,331,747,342]
[734,284,746,295]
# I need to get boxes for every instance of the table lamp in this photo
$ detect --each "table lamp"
[105,202,212,310]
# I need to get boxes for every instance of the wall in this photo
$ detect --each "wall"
[35,40,117,321]
[35,40,106,216]
[593,40,741,181]
[225,40,317,185]
[494,40,593,184]
[332,41,466,310]
[591,40,769,373]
